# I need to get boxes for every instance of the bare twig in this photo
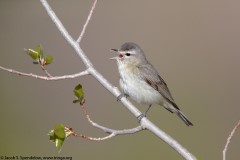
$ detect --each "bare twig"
[223,120,240,160]
[65,127,116,141]
[39,0,196,159]
[80,103,143,135]
[65,104,143,141]
[40,65,53,77]
[43,69,52,77]
[76,0,98,43]
[0,66,89,80]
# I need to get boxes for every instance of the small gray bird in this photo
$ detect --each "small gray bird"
[110,42,193,126]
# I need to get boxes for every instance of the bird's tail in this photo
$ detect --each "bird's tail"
[163,103,193,126]
[176,110,193,126]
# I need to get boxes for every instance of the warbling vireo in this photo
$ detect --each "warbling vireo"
[110,42,193,126]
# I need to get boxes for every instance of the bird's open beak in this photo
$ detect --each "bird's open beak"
[110,49,119,60]
[111,49,118,52]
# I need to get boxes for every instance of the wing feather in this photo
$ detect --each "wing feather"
[138,64,180,110]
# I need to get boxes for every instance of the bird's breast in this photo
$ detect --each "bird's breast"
[117,63,163,105]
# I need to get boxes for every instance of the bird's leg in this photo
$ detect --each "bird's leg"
[117,93,129,101]
[137,105,152,121]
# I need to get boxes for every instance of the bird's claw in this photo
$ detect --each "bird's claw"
[117,93,129,101]
[137,113,146,121]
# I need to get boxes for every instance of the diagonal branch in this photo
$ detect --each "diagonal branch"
[223,120,240,160]
[76,0,98,43]
[40,65,53,77]
[38,1,196,159]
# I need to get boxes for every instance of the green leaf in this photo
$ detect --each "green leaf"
[73,84,84,103]
[54,124,65,139]
[25,49,39,60]
[45,54,53,65]
[56,138,64,152]
[35,45,43,58]
[48,124,66,152]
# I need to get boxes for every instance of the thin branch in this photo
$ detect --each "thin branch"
[40,0,93,68]
[76,0,98,43]
[43,69,52,77]
[80,103,143,135]
[223,120,240,160]
[0,66,89,80]
[65,103,143,141]
[38,1,196,159]
[40,65,53,77]
[65,126,116,141]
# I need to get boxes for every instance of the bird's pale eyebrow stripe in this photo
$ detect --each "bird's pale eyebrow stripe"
[121,50,136,55]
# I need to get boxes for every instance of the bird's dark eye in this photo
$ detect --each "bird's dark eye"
[125,53,131,56]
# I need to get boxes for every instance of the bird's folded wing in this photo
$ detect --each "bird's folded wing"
[138,65,180,110]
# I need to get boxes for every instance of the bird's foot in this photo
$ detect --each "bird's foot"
[137,113,147,121]
[137,105,151,121]
[117,93,129,101]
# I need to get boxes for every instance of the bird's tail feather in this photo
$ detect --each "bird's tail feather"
[163,103,193,126]
[177,111,193,126]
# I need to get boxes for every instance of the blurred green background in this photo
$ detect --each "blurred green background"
[1,0,240,159]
